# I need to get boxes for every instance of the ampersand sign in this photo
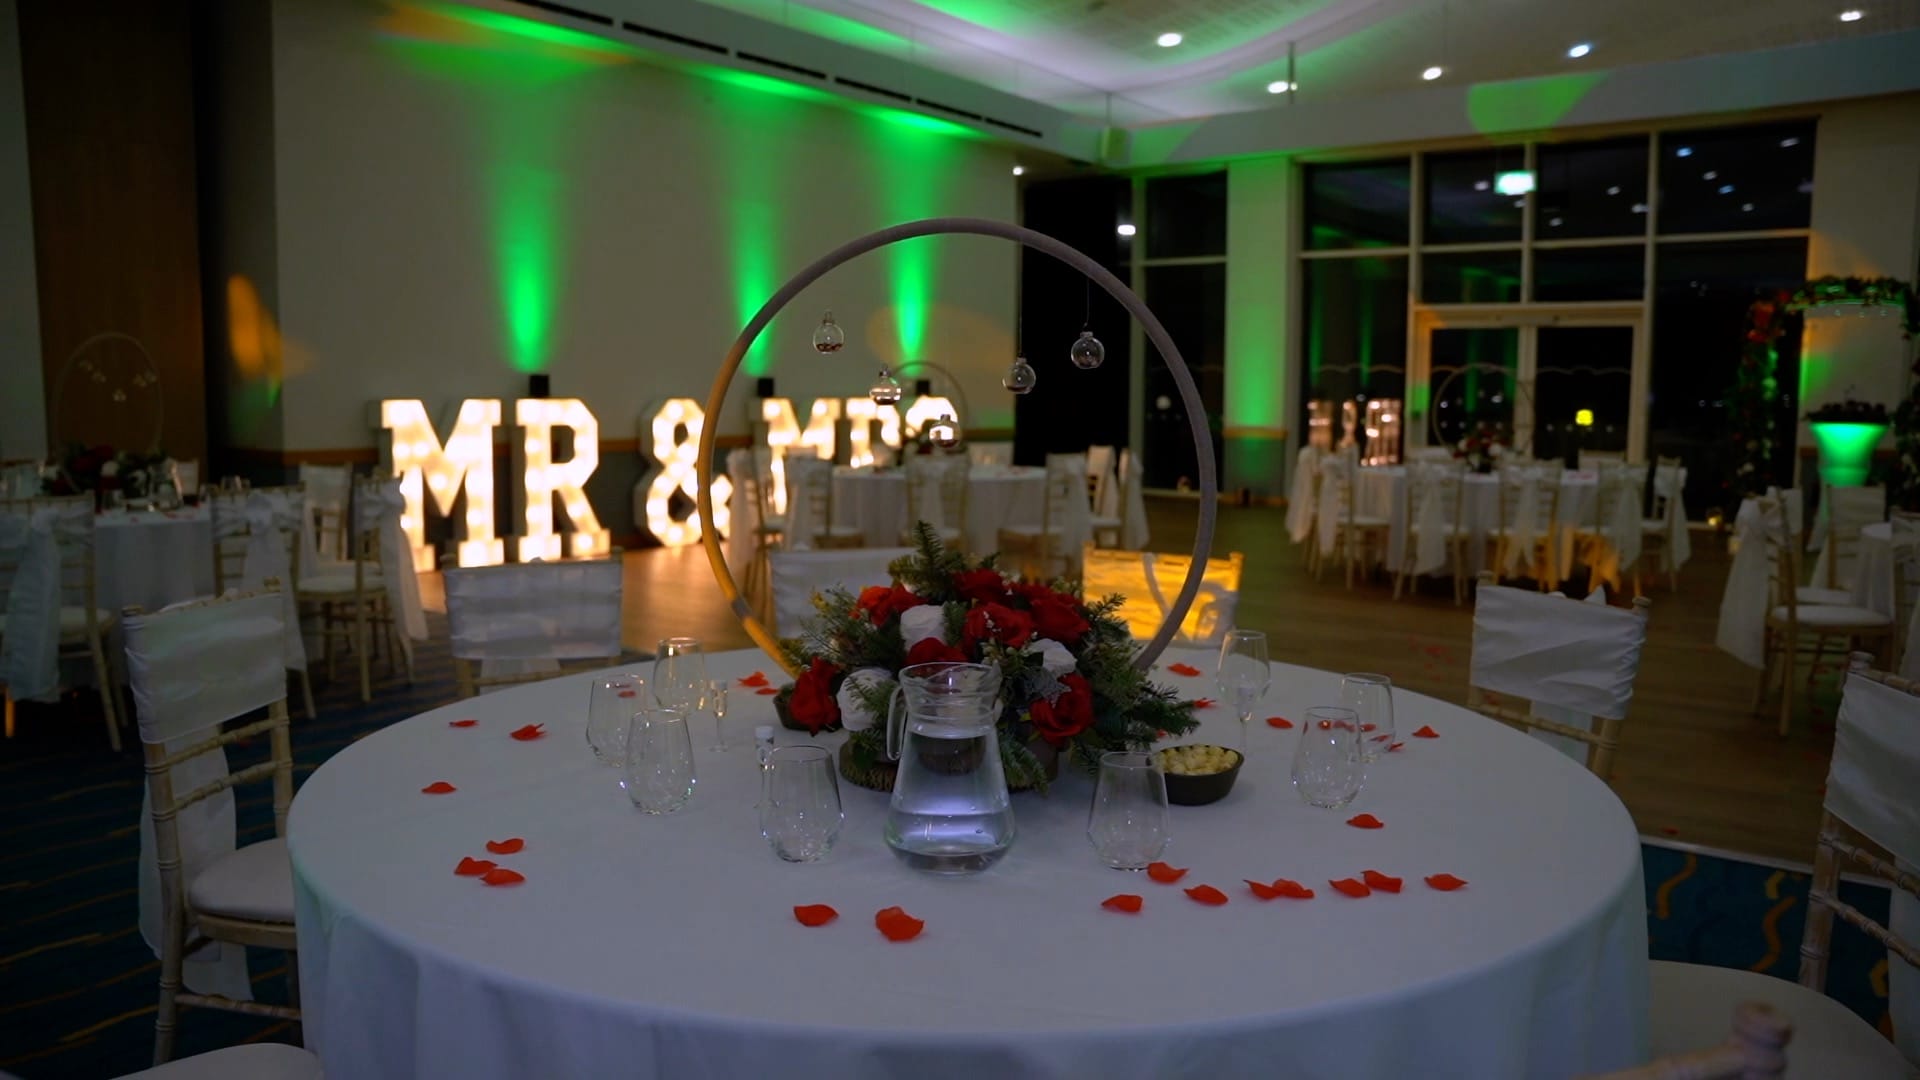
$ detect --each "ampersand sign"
[644,398,731,547]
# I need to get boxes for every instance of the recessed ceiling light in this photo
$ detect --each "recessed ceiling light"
[1512,199,1526,209]
[1266,80,1294,93]
[1718,184,1735,194]
[1011,165,1025,176]
[1780,137,1800,148]
[1741,203,1755,212]
[1631,203,1649,213]
[1839,9,1864,22]
[1549,217,1564,227]
[1495,170,1535,195]
[1567,42,1592,59]
[1606,185,1621,195]
[1156,31,1183,47]
[1703,170,1718,180]
[1117,223,1137,237]
[1675,146,1693,157]
[1422,66,1444,81]
[1473,180,1490,191]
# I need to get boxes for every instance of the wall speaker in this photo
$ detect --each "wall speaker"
[528,374,550,398]
[756,377,776,398]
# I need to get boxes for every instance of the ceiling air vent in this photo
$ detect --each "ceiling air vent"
[620,20,729,55]
[738,52,827,80]
[508,0,612,27]
[832,76,913,104]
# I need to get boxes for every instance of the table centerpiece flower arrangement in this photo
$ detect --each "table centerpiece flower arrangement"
[772,523,1200,792]
[1454,421,1509,474]
[41,443,170,505]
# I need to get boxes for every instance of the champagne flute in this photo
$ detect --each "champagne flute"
[1216,630,1271,750]
[704,679,730,752]
[653,637,706,712]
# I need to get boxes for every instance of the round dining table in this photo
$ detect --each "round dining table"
[92,504,215,613]
[832,464,1046,553]
[289,647,1648,1079]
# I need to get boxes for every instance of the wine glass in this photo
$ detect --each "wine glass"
[704,679,730,752]
[759,745,843,861]
[1216,630,1271,750]
[1341,673,1396,764]
[1085,751,1169,869]
[587,674,644,766]
[653,638,706,712]
[1292,706,1364,809]
[623,708,696,814]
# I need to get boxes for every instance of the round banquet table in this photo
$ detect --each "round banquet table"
[92,505,215,613]
[832,464,1046,553]
[288,647,1649,1080]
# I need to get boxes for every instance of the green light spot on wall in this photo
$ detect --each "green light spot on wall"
[415,1,636,58]
[494,163,561,374]
[1467,72,1607,133]
[784,7,915,56]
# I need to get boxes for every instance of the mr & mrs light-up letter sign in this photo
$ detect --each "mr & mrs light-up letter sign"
[378,391,958,566]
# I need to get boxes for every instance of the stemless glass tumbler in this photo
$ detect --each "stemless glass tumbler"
[1341,672,1396,763]
[1292,706,1365,809]
[587,674,644,766]
[759,745,843,862]
[1086,751,1170,869]
[623,708,696,814]
[653,638,706,712]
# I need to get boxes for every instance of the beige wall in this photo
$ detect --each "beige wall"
[0,0,43,461]
[1803,93,1920,417]
[260,0,1016,453]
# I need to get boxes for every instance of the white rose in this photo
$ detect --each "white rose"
[99,461,120,478]
[1026,637,1077,677]
[899,604,948,647]
[836,667,895,733]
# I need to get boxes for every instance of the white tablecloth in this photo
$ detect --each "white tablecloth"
[1356,468,1601,577]
[93,506,215,614]
[833,465,1046,553]
[290,647,1648,1080]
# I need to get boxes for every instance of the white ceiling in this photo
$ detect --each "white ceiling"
[696,0,1920,123]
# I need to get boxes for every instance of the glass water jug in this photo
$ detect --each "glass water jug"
[884,662,1015,873]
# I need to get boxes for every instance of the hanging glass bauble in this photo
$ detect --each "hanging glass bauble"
[812,310,845,353]
[1070,330,1106,370]
[929,414,961,448]
[869,367,903,405]
[1002,356,1038,394]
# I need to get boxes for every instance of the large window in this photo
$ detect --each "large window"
[1135,172,1228,490]
[1299,119,1815,511]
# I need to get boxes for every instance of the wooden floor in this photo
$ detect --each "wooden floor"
[608,499,1832,864]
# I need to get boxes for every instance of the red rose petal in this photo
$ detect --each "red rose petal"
[421,781,457,794]
[510,724,545,741]
[1146,861,1188,884]
[617,690,637,699]
[1424,873,1469,891]
[1346,813,1385,829]
[1246,879,1283,900]
[1362,869,1403,893]
[739,672,770,688]
[1272,879,1316,899]
[481,868,525,886]
[1193,697,1217,709]
[1167,663,1202,677]
[1660,826,1680,836]
[486,838,525,855]
[756,687,780,696]
[793,904,839,927]
[1265,716,1293,729]
[1101,894,1143,913]
[454,857,495,876]
[448,719,477,728]
[1330,877,1372,898]
[1387,741,1406,752]
[1360,723,1377,732]
[1413,725,1440,738]
[1184,884,1229,906]
[874,906,925,942]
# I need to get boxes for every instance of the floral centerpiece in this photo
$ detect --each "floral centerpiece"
[772,524,1200,792]
[41,444,170,503]
[1453,421,1508,474]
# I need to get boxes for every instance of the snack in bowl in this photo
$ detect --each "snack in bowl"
[1156,744,1244,806]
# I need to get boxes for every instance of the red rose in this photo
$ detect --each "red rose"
[906,637,968,666]
[788,658,842,734]
[1028,674,1094,747]
[855,584,923,626]
[962,602,1033,650]
[1027,593,1089,647]
[953,568,1010,605]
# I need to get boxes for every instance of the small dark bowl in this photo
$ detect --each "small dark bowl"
[1159,745,1244,806]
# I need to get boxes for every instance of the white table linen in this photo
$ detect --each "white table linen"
[833,464,1046,553]
[290,647,1648,1080]
[94,507,216,614]
[1716,496,1778,669]
[1357,468,1599,578]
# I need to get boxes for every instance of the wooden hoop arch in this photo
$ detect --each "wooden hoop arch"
[695,217,1219,677]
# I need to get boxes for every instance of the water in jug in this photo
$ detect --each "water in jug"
[885,662,1015,873]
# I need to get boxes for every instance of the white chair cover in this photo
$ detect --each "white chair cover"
[1600,464,1644,574]
[0,461,40,498]
[1652,464,1692,573]
[173,460,201,498]
[782,456,833,553]
[1118,451,1149,551]
[1314,452,1349,558]
[903,457,950,533]
[444,558,623,684]
[128,590,288,1003]
[295,464,348,561]
[1829,672,1920,1062]
[1716,489,1801,668]
[1286,445,1321,544]
[1809,485,1887,587]
[725,448,758,572]
[769,547,913,638]
[0,505,62,701]
[1043,453,1094,556]
[353,480,427,644]
[1086,445,1116,505]
[1500,467,1546,576]
[1407,463,1454,576]
[1471,583,1648,726]
[211,492,311,672]
[968,441,1013,468]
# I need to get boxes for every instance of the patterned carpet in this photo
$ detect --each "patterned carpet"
[0,620,1900,1078]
